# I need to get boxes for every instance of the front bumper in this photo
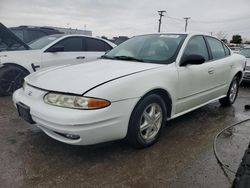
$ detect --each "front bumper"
[13,85,139,145]
[243,69,250,81]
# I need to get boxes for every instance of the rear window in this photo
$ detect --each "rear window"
[223,44,231,56]
[85,38,112,52]
[206,37,226,60]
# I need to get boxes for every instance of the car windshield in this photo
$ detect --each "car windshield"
[240,48,250,58]
[29,35,62,50]
[103,34,186,64]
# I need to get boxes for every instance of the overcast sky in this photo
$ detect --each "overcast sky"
[1,0,250,40]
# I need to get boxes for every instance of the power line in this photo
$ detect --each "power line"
[166,14,250,24]
[158,10,166,32]
[160,13,250,38]
[166,14,183,22]
[191,16,250,23]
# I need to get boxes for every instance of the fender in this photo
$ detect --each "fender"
[1,62,30,74]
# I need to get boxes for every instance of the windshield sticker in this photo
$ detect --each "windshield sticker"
[160,35,180,38]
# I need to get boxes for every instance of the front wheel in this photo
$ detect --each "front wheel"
[126,94,167,149]
[0,66,28,96]
[219,76,239,106]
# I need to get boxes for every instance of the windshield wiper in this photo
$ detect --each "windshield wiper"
[113,55,144,62]
[100,55,114,59]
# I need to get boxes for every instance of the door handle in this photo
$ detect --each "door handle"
[31,63,40,72]
[208,68,214,74]
[76,56,85,59]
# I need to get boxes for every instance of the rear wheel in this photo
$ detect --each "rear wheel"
[219,76,239,106]
[0,66,28,96]
[126,94,167,148]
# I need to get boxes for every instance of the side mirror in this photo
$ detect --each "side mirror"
[47,46,64,53]
[180,54,205,66]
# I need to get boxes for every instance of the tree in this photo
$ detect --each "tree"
[230,35,242,44]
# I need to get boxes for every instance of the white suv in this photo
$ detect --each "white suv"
[0,34,116,96]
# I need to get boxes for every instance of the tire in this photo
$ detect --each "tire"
[126,94,167,149]
[219,76,240,106]
[0,66,29,96]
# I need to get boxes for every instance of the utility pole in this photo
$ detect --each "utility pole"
[184,17,191,32]
[158,10,166,32]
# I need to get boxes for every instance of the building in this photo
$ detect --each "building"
[48,26,92,36]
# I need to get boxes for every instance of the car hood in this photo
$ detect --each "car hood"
[26,59,164,95]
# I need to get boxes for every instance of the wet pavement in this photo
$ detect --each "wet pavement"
[0,84,250,188]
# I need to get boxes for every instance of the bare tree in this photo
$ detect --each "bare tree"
[215,31,228,40]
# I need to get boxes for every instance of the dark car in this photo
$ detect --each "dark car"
[10,25,62,44]
[0,23,30,52]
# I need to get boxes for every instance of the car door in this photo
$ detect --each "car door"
[176,35,216,114]
[41,36,87,68]
[205,36,232,96]
[83,37,113,61]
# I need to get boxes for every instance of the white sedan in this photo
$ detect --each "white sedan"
[0,34,115,96]
[13,33,246,148]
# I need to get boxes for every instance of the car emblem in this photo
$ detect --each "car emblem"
[28,91,32,96]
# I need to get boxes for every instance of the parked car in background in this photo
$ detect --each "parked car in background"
[0,34,116,96]
[0,23,30,52]
[240,48,250,81]
[230,46,241,54]
[10,25,62,44]
[113,36,129,45]
[0,23,62,51]
[13,33,246,148]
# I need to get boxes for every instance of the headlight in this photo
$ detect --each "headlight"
[44,93,111,110]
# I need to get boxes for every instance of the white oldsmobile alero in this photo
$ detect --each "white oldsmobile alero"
[13,33,246,148]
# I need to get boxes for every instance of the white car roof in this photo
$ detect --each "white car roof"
[134,32,212,37]
[51,34,116,47]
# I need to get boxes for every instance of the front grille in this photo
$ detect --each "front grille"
[245,66,250,71]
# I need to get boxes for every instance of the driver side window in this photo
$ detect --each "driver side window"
[184,36,209,61]
[52,37,83,52]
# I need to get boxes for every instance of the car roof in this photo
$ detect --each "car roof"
[10,26,62,34]
[134,32,213,37]
[52,34,116,47]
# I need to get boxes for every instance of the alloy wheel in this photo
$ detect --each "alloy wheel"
[139,103,163,141]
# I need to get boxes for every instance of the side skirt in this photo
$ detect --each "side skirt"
[167,95,227,121]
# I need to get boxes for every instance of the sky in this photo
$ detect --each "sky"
[1,0,250,40]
